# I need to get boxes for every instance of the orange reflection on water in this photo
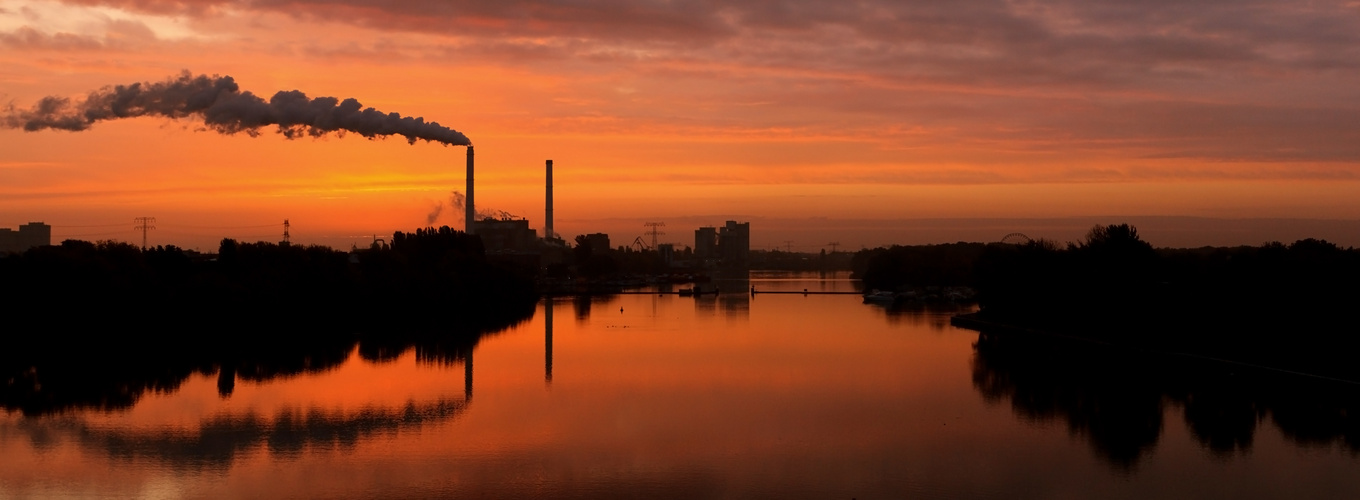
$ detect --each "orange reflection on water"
[6,274,1357,499]
[3,282,983,498]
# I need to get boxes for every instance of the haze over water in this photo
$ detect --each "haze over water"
[2,272,1355,499]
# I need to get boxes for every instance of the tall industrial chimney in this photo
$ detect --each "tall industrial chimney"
[545,159,554,240]
[465,146,475,234]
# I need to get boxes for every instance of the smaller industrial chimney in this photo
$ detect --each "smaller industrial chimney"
[545,159,554,240]
[465,145,475,234]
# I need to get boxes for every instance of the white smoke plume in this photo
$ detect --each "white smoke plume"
[2,71,471,145]
[448,190,518,221]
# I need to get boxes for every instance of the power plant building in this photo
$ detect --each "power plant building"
[472,218,538,253]
[0,222,51,255]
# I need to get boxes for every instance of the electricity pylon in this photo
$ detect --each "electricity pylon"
[643,222,665,249]
[133,217,156,250]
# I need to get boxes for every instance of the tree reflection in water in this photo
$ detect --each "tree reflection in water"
[971,330,1360,470]
[0,317,529,470]
[1,302,532,417]
[6,398,471,470]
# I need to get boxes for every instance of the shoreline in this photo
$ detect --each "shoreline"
[950,312,1360,387]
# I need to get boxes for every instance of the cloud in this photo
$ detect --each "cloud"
[0,25,104,49]
[37,1,1360,88]
[15,0,1360,174]
[57,0,229,17]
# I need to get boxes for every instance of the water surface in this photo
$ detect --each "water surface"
[2,271,1357,499]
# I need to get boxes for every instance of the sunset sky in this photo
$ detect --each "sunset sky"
[3,0,1360,250]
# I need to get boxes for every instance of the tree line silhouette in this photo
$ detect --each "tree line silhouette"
[970,224,1360,379]
[855,224,1360,379]
[852,242,987,290]
[0,226,537,415]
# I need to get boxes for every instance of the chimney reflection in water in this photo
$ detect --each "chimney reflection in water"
[546,303,554,385]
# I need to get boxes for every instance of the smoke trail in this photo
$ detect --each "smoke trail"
[450,191,467,212]
[448,190,517,221]
[2,71,471,145]
[426,201,445,225]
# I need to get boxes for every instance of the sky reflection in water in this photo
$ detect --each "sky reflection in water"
[2,272,1358,499]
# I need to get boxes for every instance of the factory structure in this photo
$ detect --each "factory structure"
[0,222,51,255]
[460,146,748,271]
[6,147,748,273]
[458,150,554,271]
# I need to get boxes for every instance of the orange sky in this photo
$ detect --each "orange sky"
[3,0,1360,250]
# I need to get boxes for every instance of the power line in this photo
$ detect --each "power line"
[52,223,128,228]
[133,217,156,250]
[643,222,665,250]
[159,230,275,239]
[158,223,281,229]
[56,230,133,238]
[49,222,278,230]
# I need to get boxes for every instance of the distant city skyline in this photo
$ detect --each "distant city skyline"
[6,215,1360,253]
[3,1,1359,250]
[0,221,50,254]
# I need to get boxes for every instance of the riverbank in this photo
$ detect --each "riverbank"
[951,311,1360,386]
[0,229,542,415]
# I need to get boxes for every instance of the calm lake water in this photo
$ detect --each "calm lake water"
[3,271,1358,499]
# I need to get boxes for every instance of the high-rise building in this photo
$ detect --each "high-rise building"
[694,227,718,259]
[719,220,750,269]
[692,221,750,269]
[657,243,676,266]
[0,222,51,255]
[580,233,611,254]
